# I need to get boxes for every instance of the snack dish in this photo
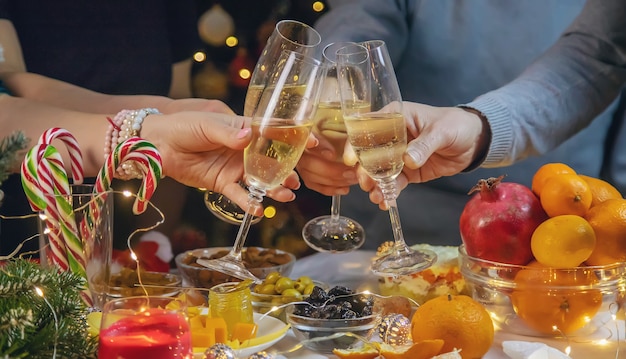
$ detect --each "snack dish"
[192,312,289,358]
[107,268,181,298]
[377,244,467,304]
[175,247,295,291]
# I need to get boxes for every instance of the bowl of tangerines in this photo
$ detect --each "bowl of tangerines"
[458,163,626,337]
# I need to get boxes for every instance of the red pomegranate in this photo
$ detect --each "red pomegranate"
[459,176,548,265]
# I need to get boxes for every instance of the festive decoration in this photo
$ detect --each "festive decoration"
[0,258,97,358]
[0,131,28,188]
[198,5,235,46]
[247,351,273,359]
[203,343,236,359]
[94,137,162,215]
[377,313,412,346]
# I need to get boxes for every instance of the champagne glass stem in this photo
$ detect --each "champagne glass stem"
[378,177,410,254]
[328,194,342,223]
[230,185,266,260]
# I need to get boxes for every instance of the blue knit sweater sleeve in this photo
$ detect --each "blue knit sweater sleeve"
[464,0,626,167]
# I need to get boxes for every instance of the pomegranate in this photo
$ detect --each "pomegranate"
[459,176,548,265]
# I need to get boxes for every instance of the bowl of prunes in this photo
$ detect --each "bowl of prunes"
[285,285,382,353]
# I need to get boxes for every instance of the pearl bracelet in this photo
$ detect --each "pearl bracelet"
[105,108,161,180]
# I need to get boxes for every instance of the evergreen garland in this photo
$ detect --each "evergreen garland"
[0,259,98,358]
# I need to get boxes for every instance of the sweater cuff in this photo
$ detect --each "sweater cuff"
[461,95,513,167]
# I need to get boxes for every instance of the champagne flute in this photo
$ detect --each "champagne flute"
[198,50,324,282]
[205,20,321,225]
[336,41,437,276]
[302,42,366,253]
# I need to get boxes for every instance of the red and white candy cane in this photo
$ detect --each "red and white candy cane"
[21,144,69,270]
[94,137,163,215]
[37,127,84,185]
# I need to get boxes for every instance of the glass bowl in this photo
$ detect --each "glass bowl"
[378,244,468,305]
[285,292,382,353]
[174,247,295,293]
[458,244,626,337]
[251,280,327,322]
[107,268,182,298]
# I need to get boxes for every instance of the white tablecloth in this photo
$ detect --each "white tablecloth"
[269,251,626,359]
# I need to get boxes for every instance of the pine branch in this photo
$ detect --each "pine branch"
[0,131,28,186]
[0,259,97,358]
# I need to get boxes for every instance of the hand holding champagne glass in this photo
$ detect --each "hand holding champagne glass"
[197,50,324,282]
[205,19,321,225]
[302,42,366,253]
[336,41,437,276]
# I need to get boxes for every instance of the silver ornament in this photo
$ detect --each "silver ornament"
[378,313,412,345]
[203,343,236,359]
[248,351,274,359]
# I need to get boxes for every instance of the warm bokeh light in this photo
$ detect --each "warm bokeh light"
[312,1,325,12]
[264,205,277,218]
[239,68,251,80]
[193,51,207,62]
[225,36,238,47]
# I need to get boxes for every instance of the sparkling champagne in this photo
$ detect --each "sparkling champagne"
[243,84,264,117]
[245,121,312,189]
[313,101,369,162]
[345,112,407,179]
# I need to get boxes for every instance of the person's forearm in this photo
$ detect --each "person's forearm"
[0,94,110,176]
[464,0,626,168]
[0,72,176,114]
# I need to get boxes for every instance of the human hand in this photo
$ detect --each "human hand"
[141,112,303,216]
[358,103,488,209]
[296,127,359,196]
[162,98,236,115]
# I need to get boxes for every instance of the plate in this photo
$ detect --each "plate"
[193,312,290,358]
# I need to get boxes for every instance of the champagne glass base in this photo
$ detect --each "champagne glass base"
[196,257,262,284]
[371,247,437,277]
[302,215,365,253]
[204,191,261,225]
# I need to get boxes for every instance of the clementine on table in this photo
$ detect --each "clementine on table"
[530,214,596,268]
[579,175,623,208]
[332,345,379,359]
[411,294,493,359]
[531,162,576,196]
[539,174,592,217]
[511,260,603,335]
[585,198,626,265]
[376,340,445,359]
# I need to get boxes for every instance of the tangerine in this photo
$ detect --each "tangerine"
[585,198,626,265]
[531,163,576,196]
[530,215,596,268]
[410,294,493,359]
[511,260,603,334]
[376,340,445,359]
[579,175,623,208]
[332,346,379,359]
[539,174,592,217]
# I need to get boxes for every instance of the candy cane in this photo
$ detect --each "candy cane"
[21,130,93,305]
[37,127,84,185]
[21,144,69,270]
[94,137,162,215]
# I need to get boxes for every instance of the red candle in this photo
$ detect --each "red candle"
[98,308,191,359]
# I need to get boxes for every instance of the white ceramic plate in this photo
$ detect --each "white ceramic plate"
[193,312,289,358]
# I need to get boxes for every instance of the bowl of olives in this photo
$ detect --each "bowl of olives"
[174,247,296,293]
[251,271,326,321]
[285,285,382,353]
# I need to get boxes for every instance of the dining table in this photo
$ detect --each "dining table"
[265,250,626,359]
